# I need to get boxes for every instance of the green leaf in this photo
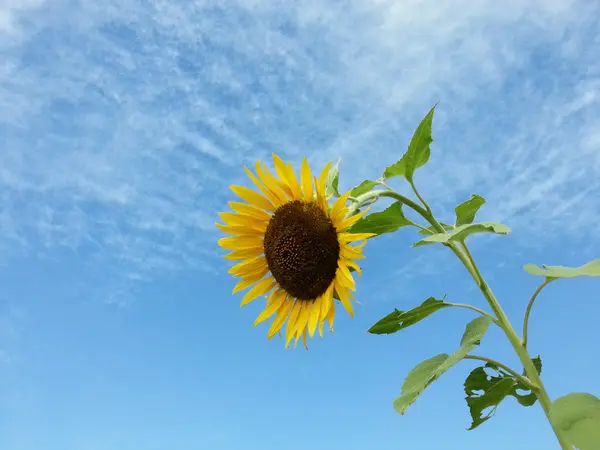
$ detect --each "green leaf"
[455,195,486,226]
[384,104,437,180]
[417,223,454,235]
[550,392,600,450]
[524,259,600,279]
[325,157,341,198]
[349,201,412,236]
[413,221,511,247]
[368,297,452,335]
[464,356,543,430]
[350,180,378,198]
[393,316,492,415]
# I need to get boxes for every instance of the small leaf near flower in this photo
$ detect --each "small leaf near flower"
[549,392,600,450]
[349,201,412,236]
[383,104,437,181]
[393,316,492,415]
[455,194,486,226]
[412,222,511,247]
[350,180,378,198]
[325,157,341,198]
[464,356,542,430]
[523,259,600,278]
[368,297,452,334]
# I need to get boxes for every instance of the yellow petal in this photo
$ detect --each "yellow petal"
[285,301,302,347]
[318,318,324,338]
[216,222,264,236]
[300,157,313,201]
[317,161,332,198]
[308,295,322,338]
[268,298,294,339]
[339,208,371,232]
[232,268,269,294]
[255,161,288,203]
[244,166,284,207]
[326,298,336,332]
[302,328,308,350]
[334,279,354,317]
[218,236,263,250]
[240,276,277,307]
[320,283,334,321]
[228,202,271,221]
[338,232,376,242]
[343,259,362,277]
[263,162,293,198]
[230,185,275,212]
[228,256,268,277]
[337,263,356,288]
[293,300,312,337]
[329,191,351,225]
[286,162,303,201]
[340,245,366,260]
[253,290,287,326]
[219,212,268,230]
[272,153,291,186]
[223,248,263,261]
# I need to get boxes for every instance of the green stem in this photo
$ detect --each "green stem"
[463,355,537,391]
[522,278,554,349]
[457,242,571,450]
[446,302,501,326]
[354,188,571,448]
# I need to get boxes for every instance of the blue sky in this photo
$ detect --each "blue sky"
[1,1,599,449]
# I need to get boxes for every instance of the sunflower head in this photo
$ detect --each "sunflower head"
[217,153,373,349]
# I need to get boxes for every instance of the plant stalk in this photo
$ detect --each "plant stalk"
[456,242,571,450]
[359,188,572,449]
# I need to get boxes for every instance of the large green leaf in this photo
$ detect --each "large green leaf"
[550,392,600,450]
[368,297,452,335]
[383,105,436,180]
[413,222,511,247]
[350,180,378,198]
[455,195,486,226]
[349,201,412,236]
[524,259,600,279]
[464,356,542,430]
[393,316,492,415]
[325,157,341,198]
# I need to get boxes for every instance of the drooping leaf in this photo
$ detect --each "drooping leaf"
[349,201,412,236]
[455,195,486,226]
[350,180,378,198]
[325,157,341,198]
[549,392,600,450]
[417,223,454,235]
[393,316,492,415]
[464,356,543,430]
[413,222,511,247]
[368,297,452,335]
[524,259,600,279]
[384,105,437,180]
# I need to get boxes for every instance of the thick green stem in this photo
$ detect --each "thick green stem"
[457,242,571,450]
[522,278,554,348]
[353,188,571,449]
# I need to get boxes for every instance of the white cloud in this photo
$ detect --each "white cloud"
[0,0,598,299]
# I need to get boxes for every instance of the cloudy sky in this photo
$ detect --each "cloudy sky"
[1,0,599,449]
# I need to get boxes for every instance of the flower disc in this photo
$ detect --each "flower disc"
[264,200,340,301]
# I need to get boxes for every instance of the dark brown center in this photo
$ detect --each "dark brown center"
[263,200,340,300]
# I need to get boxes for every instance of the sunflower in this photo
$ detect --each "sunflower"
[217,153,373,349]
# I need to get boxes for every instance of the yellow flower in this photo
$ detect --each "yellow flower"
[217,153,374,349]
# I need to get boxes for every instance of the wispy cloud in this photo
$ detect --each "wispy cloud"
[1,0,598,300]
